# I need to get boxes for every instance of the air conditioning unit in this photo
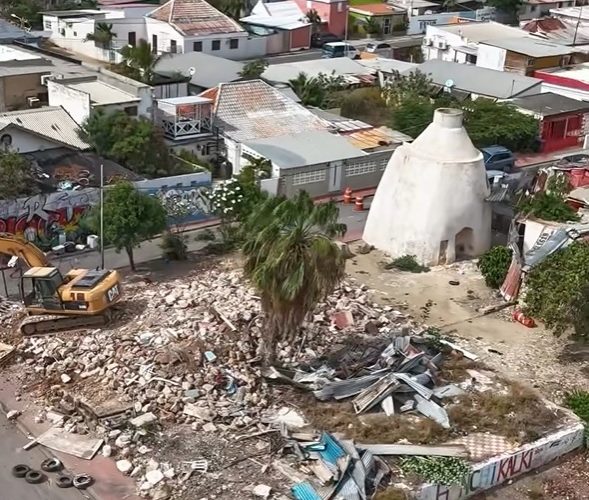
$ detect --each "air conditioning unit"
[27,97,40,108]
[436,40,448,50]
[422,37,432,46]
[40,74,52,86]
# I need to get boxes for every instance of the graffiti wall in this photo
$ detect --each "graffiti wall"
[0,189,99,243]
[417,423,584,500]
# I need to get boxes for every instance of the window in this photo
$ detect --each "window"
[128,31,136,47]
[379,158,388,171]
[152,34,158,53]
[212,39,221,51]
[293,169,326,186]
[193,41,202,51]
[124,106,138,116]
[44,20,51,30]
[59,28,65,36]
[547,119,567,139]
[383,19,391,35]
[229,38,239,49]
[346,161,377,177]
[337,1,343,12]
[170,40,177,53]
[73,31,77,37]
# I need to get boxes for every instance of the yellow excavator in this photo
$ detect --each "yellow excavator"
[0,233,122,335]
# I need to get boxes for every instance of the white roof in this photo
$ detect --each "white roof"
[0,107,90,150]
[551,6,589,20]
[262,58,373,84]
[158,95,212,105]
[432,21,529,43]
[241,0,308,30]
[66,80,139,105]
[0,45,42,62]
[357,57,418,73]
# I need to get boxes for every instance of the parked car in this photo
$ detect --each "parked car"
[366,42,391,53]
[322,42,358,59]
[481,145,515,173]
[558,153,589,165]
[311,32,342,48]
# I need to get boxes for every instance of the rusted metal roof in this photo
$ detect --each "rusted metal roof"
[346,126,411,151]
[206,79,327,142]
[147,0,245,37]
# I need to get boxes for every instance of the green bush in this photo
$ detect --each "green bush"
[399,457,470,485]
[160,231,187,260]
[565,390,589,424]
[194,229,216,242]
[385,255,429,273]
[478,246,512,288]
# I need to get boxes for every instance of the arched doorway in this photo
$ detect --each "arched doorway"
[455,227,474,260]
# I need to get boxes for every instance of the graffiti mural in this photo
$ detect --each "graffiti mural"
[0,189,99,242]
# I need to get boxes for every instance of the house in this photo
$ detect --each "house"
[509,92,589,153]
[348,4,407,37]
[411,59,543,100]
[536,62,589,102]
[476,37,575,76]
[0,106,91,152]
[519,0,576,21]
[391,0,441,17]
[261,57,375,85]
[47,69,153,125]
[292,0,349,37]
[146,0,265,59]
[154,51,244,94]
[240,0,312,52]
[423,21,530,65]
[521,17,589,45]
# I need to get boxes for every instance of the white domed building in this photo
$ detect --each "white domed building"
[363,108,491,266]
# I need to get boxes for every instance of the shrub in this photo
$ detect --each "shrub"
[385,255,429,273]
[565,390,589,424]
[478,246,512,289]
[195,229,216,241]
[160,231,187,260]
[399,456,470,485]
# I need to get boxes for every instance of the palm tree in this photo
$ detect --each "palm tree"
[239,58,268,79]
[220,0,245,20]
[85,22,116,49]
[306,9,322,34]
[362,17,381,37]
[242,191,346,362]
[288,72,326,107]
[120,39,158,84]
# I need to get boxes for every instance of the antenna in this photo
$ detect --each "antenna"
[188,67,196,76]
[443,79,454,93]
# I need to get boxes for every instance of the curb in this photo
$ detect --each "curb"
[0,399,98,500]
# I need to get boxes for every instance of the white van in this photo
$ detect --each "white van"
[322,42,358,59]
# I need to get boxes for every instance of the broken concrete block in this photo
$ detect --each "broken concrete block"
[146,469,164,486]
[183,404,214,421]
[202,422,217,433]
[101,444,112,457]
[60,374,72,384]
[253,484,272,498]
[6,410,20,421]
[116,459,133,474]
[129,412,157,427]
[331,310,354,329]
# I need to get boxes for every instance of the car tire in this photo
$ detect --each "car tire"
[25,470,45,484]
[73,474,93,489]
[12,464,30,478]
[56,475,73,488]
[41,458,62,472]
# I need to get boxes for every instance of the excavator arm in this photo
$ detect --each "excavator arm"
[0,233,51,268]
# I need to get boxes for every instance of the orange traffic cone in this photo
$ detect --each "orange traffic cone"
[343,187,353,204]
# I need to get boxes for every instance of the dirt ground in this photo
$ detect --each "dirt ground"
[346,245,589,499]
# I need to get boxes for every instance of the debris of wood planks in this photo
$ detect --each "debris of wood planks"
[0,342,15,367]
[210,305,237,331]
[479,301,515,315]
[356,443,469,458]
[438,339,479,361]
[415,394,450,428]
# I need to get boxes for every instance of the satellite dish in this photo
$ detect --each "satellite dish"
[188,67,196,76]
[444,79,454,88]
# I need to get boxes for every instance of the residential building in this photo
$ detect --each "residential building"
[412,59,543,100]
[476,37,574,76]
[261,57,375,85]
[521,17,589,45]
[154,51,244,94]
[509,92,589,153]
[348,4,407,36]
[535,62,589,101]
[406,7,496,36]
[47,69,153,125]
[293,0,349,37]
[0,106,91,153]
[519,0,576,21]
[240,0,312,52]
[146,0,265,59]
[423,21,529,64]
[391,0,441,17]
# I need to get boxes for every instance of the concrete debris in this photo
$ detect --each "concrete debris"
[6,409,20,420]
[116,459,133,474]
[252,484,272,498]
[60,373,72,384]
[101,444,112,457]
[129,412,157,427]
[145,469,164,486]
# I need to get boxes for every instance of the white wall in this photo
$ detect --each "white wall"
[423,25,466,62]
[47,80,91,125]
[95,69,153,121]
[0,126,63,153]
[541,81,589,101]
[476,44,507,71]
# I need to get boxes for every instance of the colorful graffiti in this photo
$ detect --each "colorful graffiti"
[418,425,584,500]
[0,189,99,242]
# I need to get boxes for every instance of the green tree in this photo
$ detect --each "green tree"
[462,99,539,152]
[339,87,389,126]
[518,174,580,223]
[306,8,322,33]
[362,17,381,36]
[524,241,589,337]
[84,182,166,270]
[85,22,116,49]
[242,192,346,361]
[289,71,344,108]
[1,0,97,29]
[120,39,158,84]
[0,151,39,199]
[486,0,523,22]
[390,94,437,137]
[239,59,268,79]
[382,69,434,106]
[478,246,512,288]
[81,110,181,178]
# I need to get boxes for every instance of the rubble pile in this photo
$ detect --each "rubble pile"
[7,268,413,497]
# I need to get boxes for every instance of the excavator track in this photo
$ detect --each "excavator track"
[20,312,111,336]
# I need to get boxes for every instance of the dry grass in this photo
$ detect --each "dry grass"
[374,487,409,500]
[448,382,561,443]
[440,353,487,383]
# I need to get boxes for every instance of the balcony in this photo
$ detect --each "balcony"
[156,96,214,140]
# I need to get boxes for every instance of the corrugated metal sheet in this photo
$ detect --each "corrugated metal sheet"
[291,481,322,500]
[347,127,411,151]
[320,432,346,466]
[148,0,245,36]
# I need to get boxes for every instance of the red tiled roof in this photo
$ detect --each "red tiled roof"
[147,0,245,37]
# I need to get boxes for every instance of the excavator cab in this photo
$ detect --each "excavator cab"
[20,267,65,311]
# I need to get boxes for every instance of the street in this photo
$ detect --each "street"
[0,412,85,500]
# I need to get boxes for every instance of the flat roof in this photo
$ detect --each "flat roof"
[66,80,139,105]
[510,92,589,116]
[480,37,573,57]
[158,95,213,105]
[262,57,372,84]
[0,45,42,62]
[349,4,404,15]
[537,62,589,83]
[245,130,366,169]
[41,9,103,16]
[433,21,529,43]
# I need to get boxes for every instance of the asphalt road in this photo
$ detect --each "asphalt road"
[0,412,85,500]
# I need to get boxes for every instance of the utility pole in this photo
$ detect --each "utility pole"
[574,6,584,46]
[100,163,105,270]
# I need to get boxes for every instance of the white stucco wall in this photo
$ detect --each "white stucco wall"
[0,126,63,153]
[363,108,491,266]
[476,44,507,71]
[47,80,91,125]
